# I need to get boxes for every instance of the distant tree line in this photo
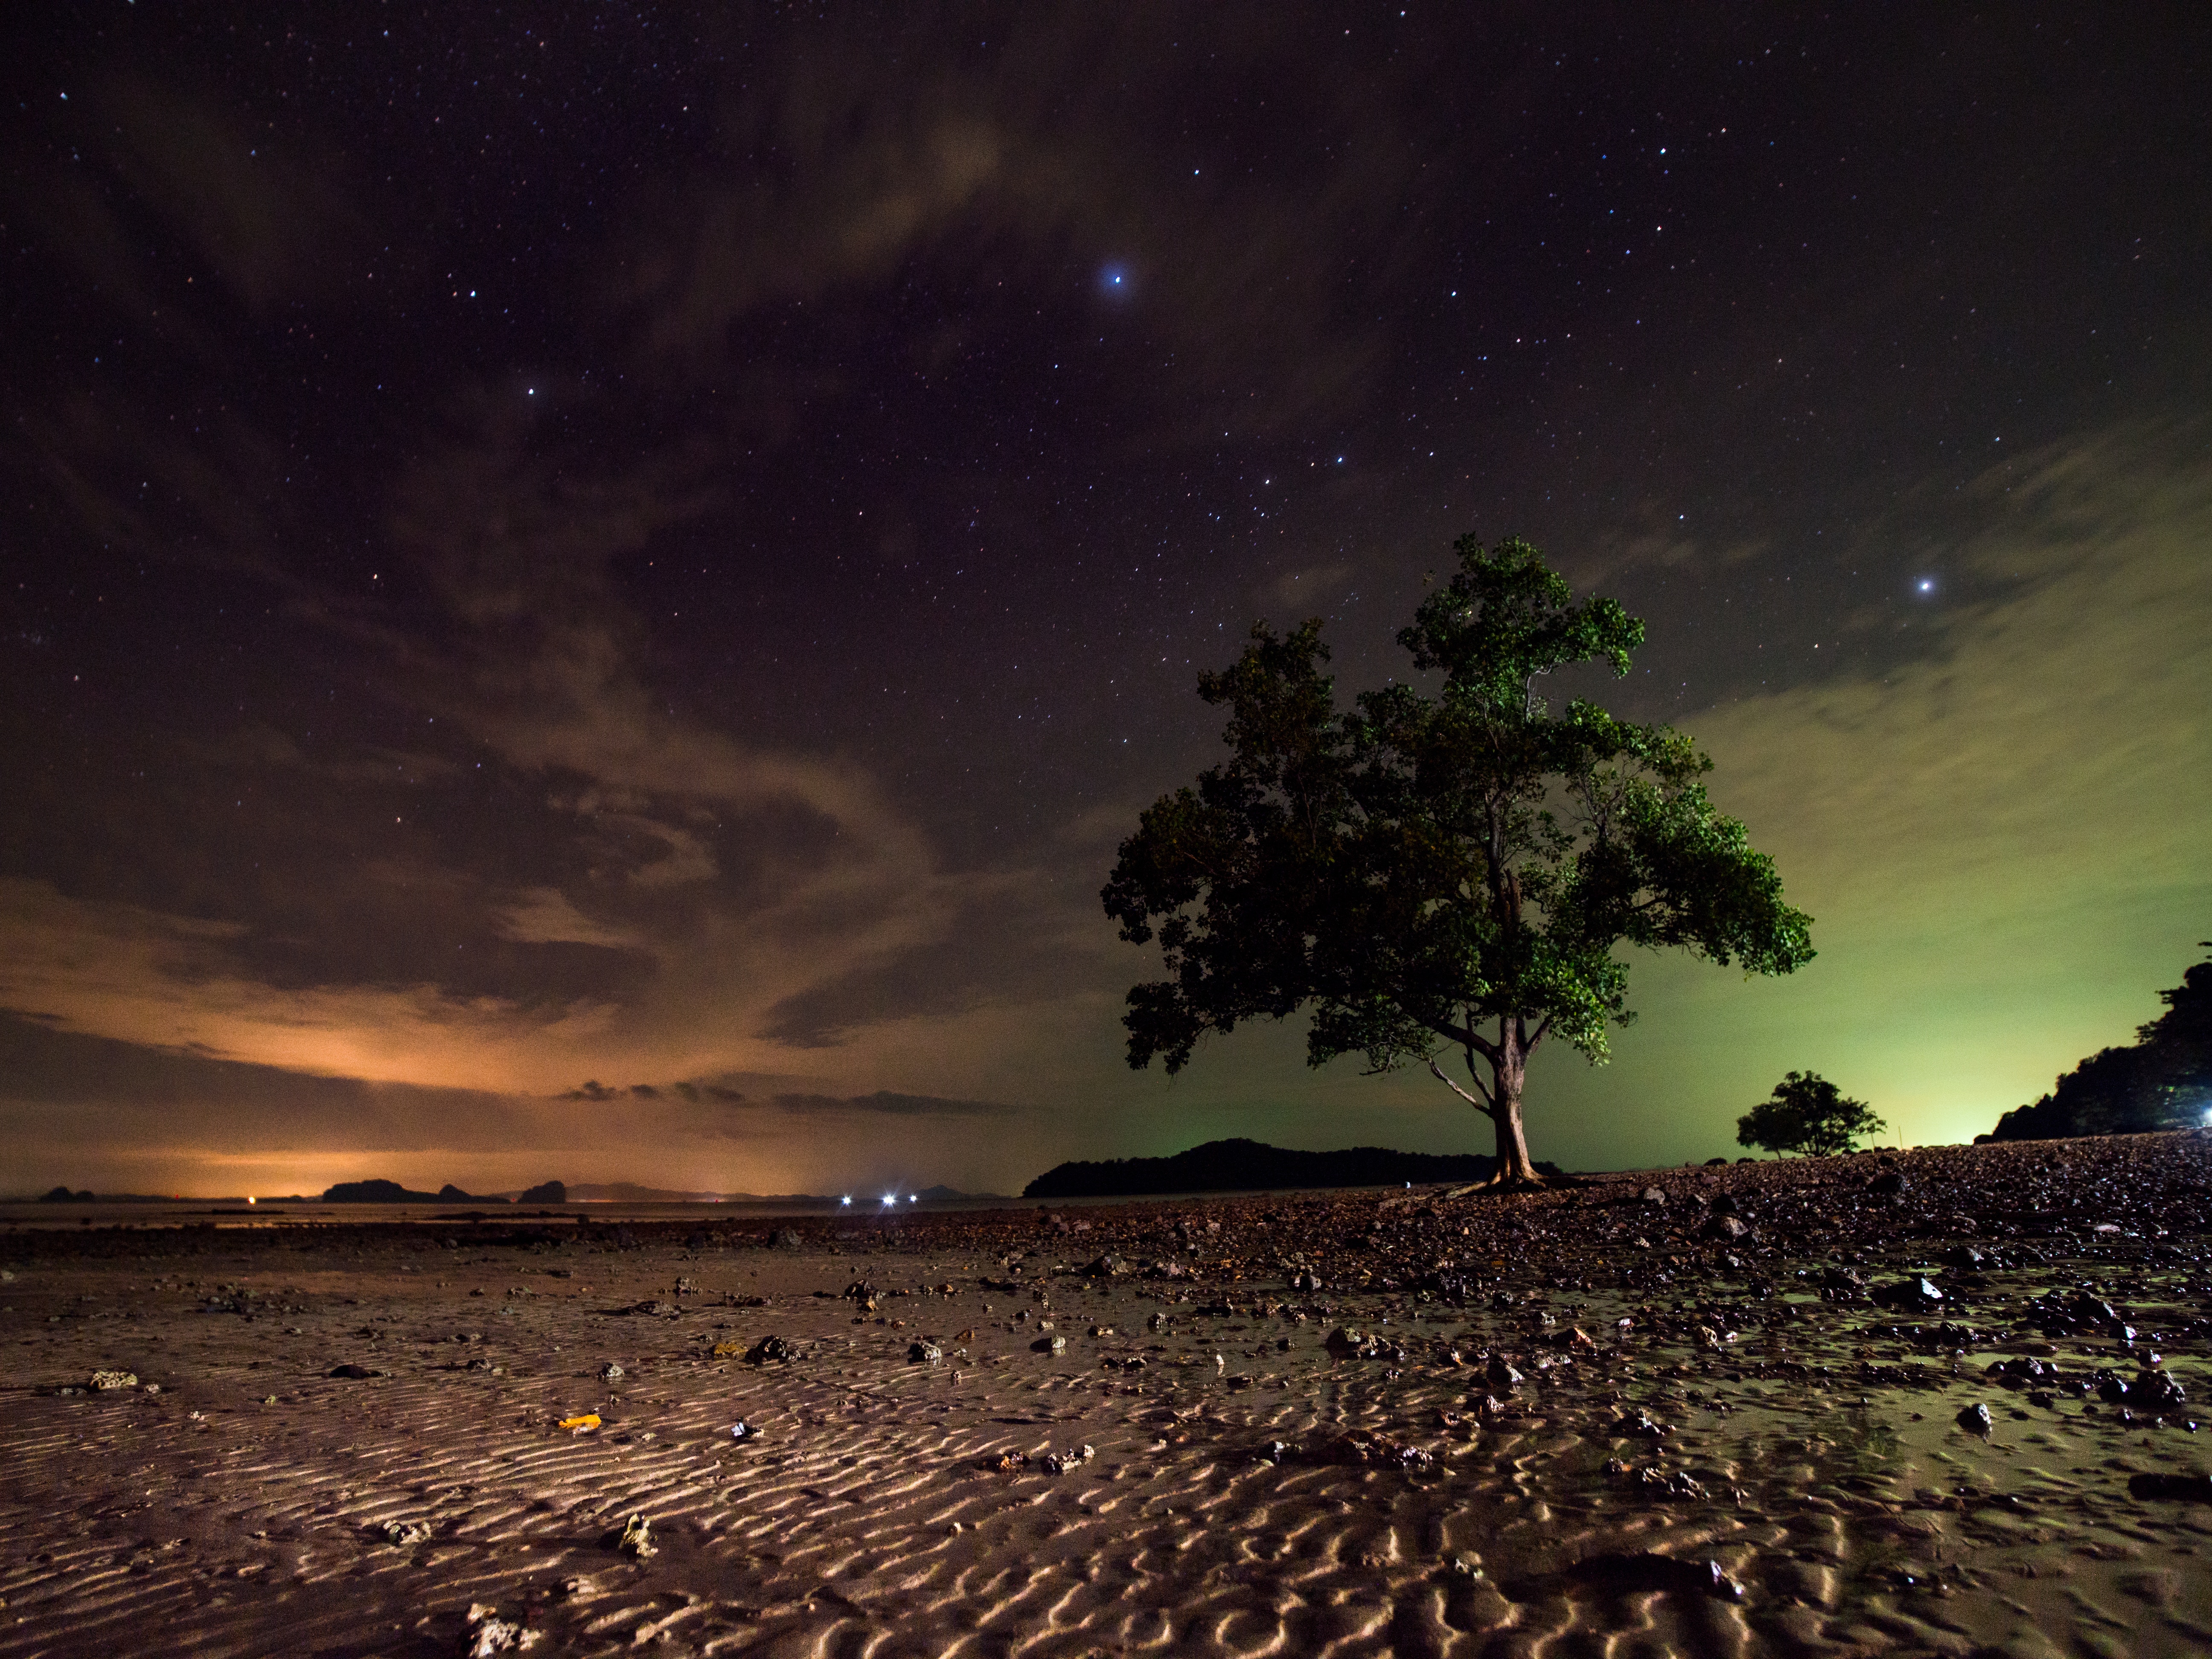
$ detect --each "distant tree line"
[1024,1137,1561,1199]
[1983,948,2212,1141]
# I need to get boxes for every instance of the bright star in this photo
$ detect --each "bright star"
[1916,578,1936,595]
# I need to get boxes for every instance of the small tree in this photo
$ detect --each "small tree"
[1736,1071,1886,1157]
[1102,534,1815,1187]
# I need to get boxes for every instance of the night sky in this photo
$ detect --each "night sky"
[6,6,2208,1199]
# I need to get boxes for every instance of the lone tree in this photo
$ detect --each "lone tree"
[1736,1070,1886,1157]
[1102,535,1815,1187]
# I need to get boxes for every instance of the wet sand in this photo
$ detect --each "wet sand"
[4,1131,2210,1657]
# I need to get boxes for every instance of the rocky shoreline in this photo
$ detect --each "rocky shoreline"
[3,1130,2209,1656]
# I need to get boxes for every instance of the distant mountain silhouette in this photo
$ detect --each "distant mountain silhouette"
[1023,1137,1560,1199]
[322,1178,438,1202]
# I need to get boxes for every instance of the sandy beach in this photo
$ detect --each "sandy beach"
[5,1131,2210,1658]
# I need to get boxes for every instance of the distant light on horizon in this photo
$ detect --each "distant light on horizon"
[840,1195,852,1206]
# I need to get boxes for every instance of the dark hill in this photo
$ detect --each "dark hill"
[1023,1137,1559,1199]
[322,1178,438,1203]
[1983,950,2212,1141]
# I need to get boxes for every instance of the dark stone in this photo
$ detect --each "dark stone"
[2130,1472,2212,1502]
[765,1228,804,1250]
[1956,1402,1994,1436]
[2128,1370,2188,1412]
[744,1335,793,1365]
[1868,1170,1906,1195]
[1872,1276,1944,1311]
[1565,1553,1743,1601]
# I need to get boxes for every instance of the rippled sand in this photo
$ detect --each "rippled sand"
[5,1134,2211,1656]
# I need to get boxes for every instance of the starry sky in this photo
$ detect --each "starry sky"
[5,5,2209,1198]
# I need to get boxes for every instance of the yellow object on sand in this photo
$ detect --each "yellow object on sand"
[557,1413,601,1431]
[710,1340,745,1358]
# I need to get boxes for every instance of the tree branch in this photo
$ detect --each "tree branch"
[1419,1014,1497,1063]
[1429,1055,1496,1115]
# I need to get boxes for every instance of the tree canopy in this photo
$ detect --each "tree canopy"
[1736,1071,1886,1157]
[1101,534,1815,1185]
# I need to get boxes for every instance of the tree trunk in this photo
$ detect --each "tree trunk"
[1481,1019,1545,1187]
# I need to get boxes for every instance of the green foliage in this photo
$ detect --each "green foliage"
[1736,1071,1886,1157]
[1101,534,1815,1173]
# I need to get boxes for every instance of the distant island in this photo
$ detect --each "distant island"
[322,1178,566,1204]
[1024,1137,1563,1199]
[308,1178,997,1205]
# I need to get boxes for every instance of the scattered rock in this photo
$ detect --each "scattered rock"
[1605,1459,1707,1499]
[599,1362,625,1382]
[88,1369,138,1391]
[1298,1429,1435,1472]
[613,1513,655,1558]
[1639,1187,1667,1205]
[382,1519,433,1546]
[328,1363,385,1380]
[466,1610,537,1655]
[1956,1402,1994,1437]
[2129,1370,2189,1412]
[1872,1276,1944,1312]
[1042,1444,1095,1475]
[744,1335,793,1365]
[1868,1170,1907,1195]
[2129,1472,2212,1502]
[729,1420,754,1441]
[1031,1333,1067,1354]
[1567,1552,1744,1601]
[765,1228,803,1251]
[908,1340,943,1364]
[1486,1356,1525,1394]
